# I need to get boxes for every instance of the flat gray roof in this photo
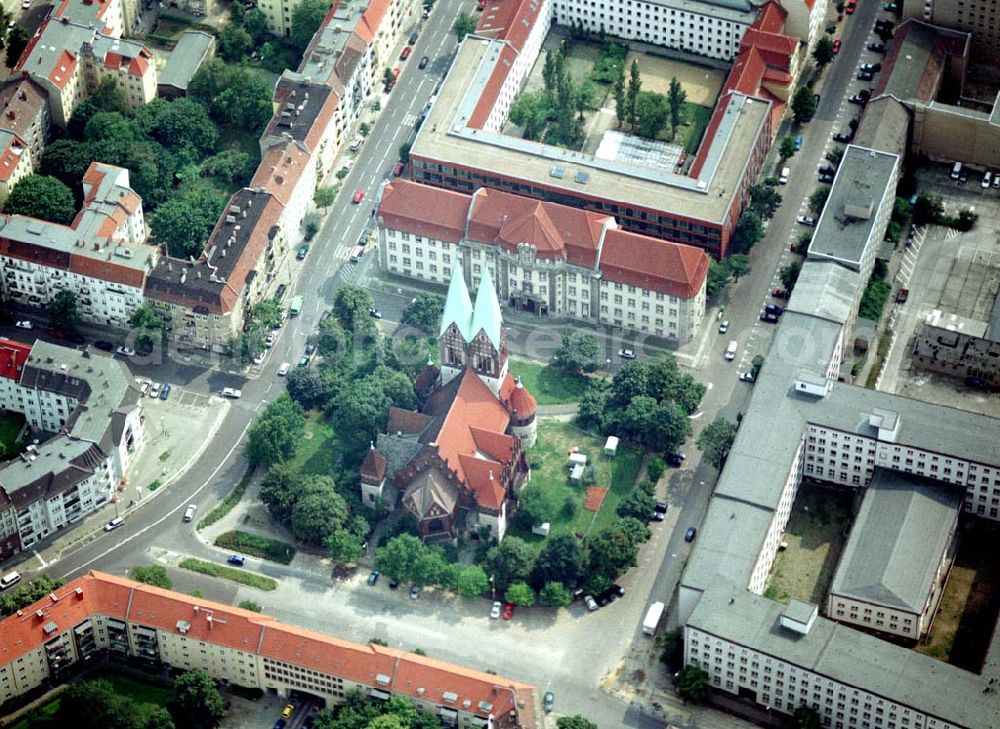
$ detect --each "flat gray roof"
[158,31,215,92]
[689,586,1000,729]
[641,0,756,22]
[411,37,770,225]
[785,259,860,326]
[809,145,899,270]
[830,469,963,613]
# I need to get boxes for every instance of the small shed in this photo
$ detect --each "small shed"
[531,522,551,537]
[569,464,585,484]
[568,452,588,468]
[604,436,619,457]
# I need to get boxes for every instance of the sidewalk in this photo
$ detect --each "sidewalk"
[34,395,230,567]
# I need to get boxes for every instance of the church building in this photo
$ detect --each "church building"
[359,266,537,542]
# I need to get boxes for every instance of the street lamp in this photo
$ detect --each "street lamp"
[489,574,495,601]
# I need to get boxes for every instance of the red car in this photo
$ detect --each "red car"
[845,0,856,13]
[400,46,412,60]
[502,602,514,620]
[772,288,789,299]
[832,39,841,54]
[352,189,365,204]
[392,161,405,177]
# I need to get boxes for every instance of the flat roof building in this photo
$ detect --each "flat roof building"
[157,31,216,99]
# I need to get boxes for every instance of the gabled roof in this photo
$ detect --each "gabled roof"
[379,179,469,245]
[387,406,433,436]
[402,467,459,518]
[470,267,502,350]
[600,228,709,299]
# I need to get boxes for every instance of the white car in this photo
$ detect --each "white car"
[221,387,242,399]
[183,504,197,522]
[618,348,636,360]
[104,516,124,532]
[718,320,729,334]
[796,215,816,226]
[136,380,150,396]
[252,351,266,365]
[116,346,135,357]
[149,382,162,398]
[277,362,290,376]
[14,320,32,330]
[490,601,502,619]
[265,332,277,348]
[20,0,29,8]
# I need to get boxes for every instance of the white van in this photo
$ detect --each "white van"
[779,167,790,184]
[0,571,21,590]
[725,340,738,361]
[951,161,962,180]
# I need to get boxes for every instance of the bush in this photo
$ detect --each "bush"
[179,558,278,590]
[198,466,254,529]
[214,530,296,564]
[647,458,665,482]
[239,600,263,612]
[131,565,171,589]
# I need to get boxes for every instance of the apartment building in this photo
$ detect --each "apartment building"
[551,0,755,61]
[0,163,154,328]
[377,179,709,342]
[0,571,541,728]
[0,132,33,207]
[0,79,51,168]
[0,340,144,559]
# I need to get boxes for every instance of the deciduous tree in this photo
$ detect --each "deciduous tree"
[457,565,490,598]
[532,533,585,589]
[167,670,226,729]
[538,580,573,607]
[401,293,444,334]
[131,565,171,589]
[812,36,835,67]
[244,394,306,467]
[48,290,81,330]
[453,11,478,41]
[3,175,76,224]
[696,418,738,469]
[291,0,333,52]
[505,580,536,606]
[792,86,817,123]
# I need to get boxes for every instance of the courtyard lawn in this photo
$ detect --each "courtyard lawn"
[0,411,25,458]
[682,103,713,154]
[290,411,338,477]
[512,420,643,544]
[763,482,853,604]
[509,357,590,406]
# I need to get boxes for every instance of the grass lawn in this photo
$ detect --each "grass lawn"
[682,103,713,154]
[215,530,296,564]
[8,673,172,729]
[0,411,25,458]
[510,420,642,545]
[179,557,278,591]
[509,357,590,406]
[764,482,854,605]
[918,520,1000,670]
[290,411,338,477]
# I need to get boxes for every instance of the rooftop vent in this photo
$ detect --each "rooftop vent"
[574,171,589,184]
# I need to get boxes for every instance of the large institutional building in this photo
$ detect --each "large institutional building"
[0,571,541,727]
[0,339,144,561]
[361,268,537,542]
[376,180,709,342]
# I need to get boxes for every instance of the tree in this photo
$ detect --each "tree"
[697,418,737,469]
[286,367,338,410]
[137,98,218,156]
[453,11,478,41]
[913,191,944,225]
[313,185,336,210]
[484,535,535,589]
[291,0,332,52]
[794,705,823,729]
[538,581,573,607]
[291,478,348,544]
[612,64,626,128]
[508,91,548,141]
[556,716,599,729]
[575,383,609,430]
[729,211,764,254]
[54,679,141,729]
[780,260,803,290]
[131,565,171,589]
[401,293,444,334]
[792,86,817,123]
[675,665,710,703]
[375,534,427,582]
[667,76,687,138]
[219,24,253,62]
[705,260,730,301]
[129,304,165,351]
[457,565,490,597]
[47,290,81,330]
[588,523,638,580]
[5,27,28,69]
[142,707,176,729]
[553,332,599,373]
[245,394,306,467]
[333,283,375,333]
[727,254,750,281]
[749,182,782,220]
[633,90,670,139]
[812,36,835,67]
[532,533,585,588]
[616,487,655,521]
[189,60,272,133]
[167,670,226,729]
[150,185,226,259]
[505,580,536,606]
[809,186,831,216]
[750,354,765,380]
[779,134,797,161]
[625,59,641,129]
[244,8,271,44]
[3,175,76,224]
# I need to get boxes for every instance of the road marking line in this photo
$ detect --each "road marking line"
[34,550,47,568]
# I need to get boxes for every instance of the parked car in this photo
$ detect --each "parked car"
[369,307,382,319]
[983,171,993,189]
[845,0,856,12]
[104,516,124,532]
[116,346,135,356]
[409,31,418,44]
[253,351,266,366]
[655,501,668,514]
[651,510,666,522]
[849,94,867,106]
[618,347,636,360]
[367,570,380,586]
[227,554,246,566]
[392,161,405,177]
[278,362,291,376]
[419,56,429,69]
[584,595,599,611]
[502,602,515,620]
[409,586,421,600]
[896,288,909,303]
[352,189,365,204]
[282,704,295,719]
[543,692,555,713]
[14,320,32,329]
[400,46,412,60]
[740,371,756,382]
[833,131,853,143]
[868,42,886,53]
[819,171,835,183]
[832,39,841,54]
[760,312,780,323]
[666,452,685,467]
[797,215,816,226]
[684,527,698,542]
[221,387,242,399]
[299,355,311,367]
[389,579,400,589]
[772,288,789,299]
[183,504,197,522]
[159,383,171,400]
[859,62,881,72]
[794,135,802,150]
[305,343,317,356]
[813,93,821,107]
[136,380,150,396]
[274,283,287,301]
[718,319,729,334]
[296,244,309,260]
[490,601,502,619]
[765,303,784,316]
[857,70,874,81]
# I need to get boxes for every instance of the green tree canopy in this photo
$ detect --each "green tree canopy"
[532,533,585,589]
[556,716,599,729]
[291,475,348,544]
[812,36,835,67]
[634,90,670,139]
[0,574,64,617]
[457,565,490,598]
[453,11,478,40]
[245,394,306,467]
[167,670,226,729]
[792,86,817,123]
[219,24,253,62]
[729,210,765,255]
[401,293,444,335]
[553,332,599,373]
[505,580,536,606]
[484,535,535,590]
[538,580,573,608]
[131,565,171,589]
[667,76,687,137]
[149,184,226,259]
[3,175,76,224]
[779,134,797,160]
[675,665,710,703]
[47,290,81,331]
[291,0,333,52]
[696,418,738,469]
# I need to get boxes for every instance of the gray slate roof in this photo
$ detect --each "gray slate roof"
[830,469,963,613]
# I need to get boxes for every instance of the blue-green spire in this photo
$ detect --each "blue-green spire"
[471,266,502,350]
[440,263,473,339]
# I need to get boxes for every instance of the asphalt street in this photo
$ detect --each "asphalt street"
[4,3,899,726]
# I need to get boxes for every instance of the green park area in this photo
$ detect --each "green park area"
[509,357,591,406]
[510,421,643,544]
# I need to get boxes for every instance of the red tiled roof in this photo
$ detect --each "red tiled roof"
[0,136,26,183]
[458,453,506,509]
[250,142,311,206]
[47,50,77,90]
[468,43,518,129]
[753,0,788,33]
[505,376,536,419]
[360,446,387,484]
[69,254,145,289]
[0,572,537,725]
[0,338,31,381]
[379,180,469,244]
[600,228,709,299]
